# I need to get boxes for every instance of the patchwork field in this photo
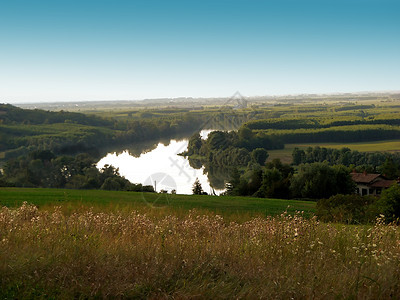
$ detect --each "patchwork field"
[268,139,400,164]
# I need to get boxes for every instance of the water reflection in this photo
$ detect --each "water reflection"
[97,131,226,195]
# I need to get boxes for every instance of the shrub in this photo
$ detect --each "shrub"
[317,194,377,224]
[375,184,400,222]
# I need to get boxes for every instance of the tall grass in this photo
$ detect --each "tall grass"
[1,203,400,299]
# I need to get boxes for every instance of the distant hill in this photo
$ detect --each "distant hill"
[0,104,116,159]
[0,103,112,126]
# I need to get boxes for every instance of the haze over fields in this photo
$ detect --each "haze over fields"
[1,0,399,103]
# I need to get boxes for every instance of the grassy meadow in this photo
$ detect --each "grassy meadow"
[0,188,315,220]
[1,188,400,298]
[1,200,400,299]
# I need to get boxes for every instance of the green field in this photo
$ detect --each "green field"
[268,139,400,164]
[0,187,315,218]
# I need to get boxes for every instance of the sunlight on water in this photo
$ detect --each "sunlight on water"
[97,131,224,195]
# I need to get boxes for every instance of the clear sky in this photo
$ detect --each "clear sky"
[1,0,399,103]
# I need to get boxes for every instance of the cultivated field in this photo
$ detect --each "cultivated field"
[268,139,400,164]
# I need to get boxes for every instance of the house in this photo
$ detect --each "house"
[350,171,398,196]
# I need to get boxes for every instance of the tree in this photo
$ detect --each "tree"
[206,131,231,151]
[259,168,283,198]
[290,163,355,199]
[100,177,122,191]
[292,147,306,165]
[0,169,6,187]
[226,167,241,195]
[238,126,253,141]
[247,168,263,196]
[317,194,377,224]
[251,148,269,165]
[376,184,400,222]
[192,178,204,195]
[379,157,399,179]
[186,132,203,155]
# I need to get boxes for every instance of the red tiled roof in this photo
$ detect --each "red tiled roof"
[351,173,381,184]
[370,180,397,188]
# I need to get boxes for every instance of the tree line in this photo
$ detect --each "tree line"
[183,129,281,166]
[0,150,154,192]
[225,160,355,200]
[256,125,400,144]
[292,146,400,179]
[245,113,400,131]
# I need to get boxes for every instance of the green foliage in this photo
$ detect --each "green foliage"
[0,104,207,158]
[186,132,203,155]
[225,159,293,199]
[225,167,241,195]
[258,168,287,198]
[245,108,400,131]
[376,184,400,222]
[207,131,232,151]
[290,163,355,199]
[238,126,253,140]
[1,151,153,192]
[292,146,400,172]
[3,100,400,163]
[101,177,123,190]
[379,157,400,179]
[211,147,251,167]
[292,146,400,181]
[3,99,400,201]
[184,129,282,191]
[317,194,378,224]
[0,103,112,126]
[245,168,263,196]
[0,171,5,187]
[246,118,319,130]
[292,147,306,165]
[255,124,400,144]
[251,148,269,165]
[192,178,204,195]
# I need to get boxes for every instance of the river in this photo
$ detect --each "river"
[97,130,226,195]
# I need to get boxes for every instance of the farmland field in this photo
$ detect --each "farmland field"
[268,139,400,164]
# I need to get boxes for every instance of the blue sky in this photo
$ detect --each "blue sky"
[1,0,399,103]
